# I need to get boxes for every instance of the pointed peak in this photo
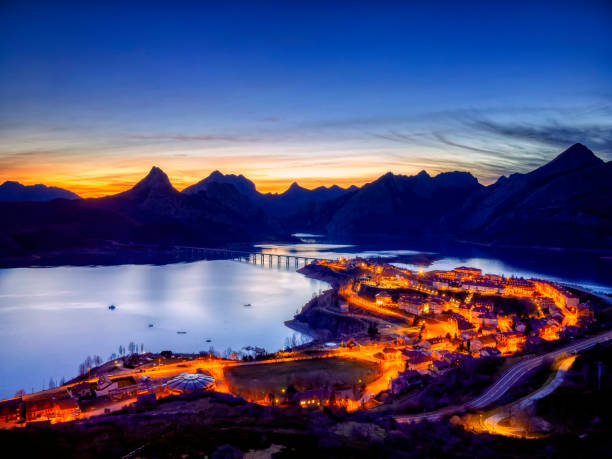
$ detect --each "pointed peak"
[208,170,224,178]
[148,166,164,175]
[416,169,430,178]
[143,166,170,181]
[288,181,303,191]
[531,143,603,178]
[124,166,175,196]
[555,143,598,161]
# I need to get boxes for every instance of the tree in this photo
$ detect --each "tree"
[286,384,297,395]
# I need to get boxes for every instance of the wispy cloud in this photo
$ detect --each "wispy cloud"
[128,134,260,142]
[466,119,612,153]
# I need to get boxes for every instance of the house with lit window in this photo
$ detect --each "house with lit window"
[375,291,393,306]
[398,294,428,315]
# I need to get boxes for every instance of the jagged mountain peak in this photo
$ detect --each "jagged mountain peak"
[433,171,481,188]
[137,166,173,189]
[284,182,307,193]
[530,143,603,179]
[182,170,257,196]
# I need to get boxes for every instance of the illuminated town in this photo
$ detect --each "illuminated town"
[0,258,597,430]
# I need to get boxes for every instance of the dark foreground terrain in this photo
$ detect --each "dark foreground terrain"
[1,387,610,458]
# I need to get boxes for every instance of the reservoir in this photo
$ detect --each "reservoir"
[0,260,327,398]
[1,241,610,399]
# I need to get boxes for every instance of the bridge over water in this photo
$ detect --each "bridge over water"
[175,246,329,268]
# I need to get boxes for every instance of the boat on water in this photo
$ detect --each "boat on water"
[205,339,211,342]
[177,331,187,334]
[108,305,116,310]
[148,324,154,328]
[243,303,252,307]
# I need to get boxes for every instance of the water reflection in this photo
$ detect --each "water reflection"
[0,261,328,398]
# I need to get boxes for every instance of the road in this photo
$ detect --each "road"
[393,329,612,424]
[476,355,576,438]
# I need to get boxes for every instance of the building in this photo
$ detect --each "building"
[427,297,446,315]
[453,267,482,278]
[469,335,497,352]
[94,375,118,397]
[0,398,22,424]
[25,397,80,423]
[533,280,579,308]
[462,280,501,295]
[375,291,393,306]
[427,337,454,352]
[296,389,330,408]
[432,277,449,289]
[390,370,422,395]
[405,354,433,372]
[503,278,534,297]
[381,347,402,360]
[480,347,502,358]
[472,300,494,312]
[165,372,215,394]
[477,312,499,328]
[68,382,93,399]
[398,294,428,315]
[430,359,452,375]
[469,306,489,323]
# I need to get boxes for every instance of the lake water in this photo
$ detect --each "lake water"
[0,261,328,398]
[1,240,611,399]
[258,241,612,294]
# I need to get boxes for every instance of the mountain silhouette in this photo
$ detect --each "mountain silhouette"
[0,143,610,265]
[0,181,80,202]
[182,170,258,198]
[456,143,611,247]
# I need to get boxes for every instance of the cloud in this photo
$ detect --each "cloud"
[466,119,612,153]
[128,134,259,142]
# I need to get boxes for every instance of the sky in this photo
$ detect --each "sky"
[1,1,611,197]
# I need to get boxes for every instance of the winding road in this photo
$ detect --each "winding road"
[393,329,612,424]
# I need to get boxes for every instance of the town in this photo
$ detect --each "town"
[0,258,598,430]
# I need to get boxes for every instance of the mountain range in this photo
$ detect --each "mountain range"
[1,143,610,263]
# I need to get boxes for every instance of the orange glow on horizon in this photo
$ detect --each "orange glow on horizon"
[0,168,375,198]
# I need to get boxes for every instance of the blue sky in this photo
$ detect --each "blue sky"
[0,1,610,195]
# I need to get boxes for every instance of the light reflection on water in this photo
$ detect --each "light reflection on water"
[1,240,610,398]
[0,260,328,398]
